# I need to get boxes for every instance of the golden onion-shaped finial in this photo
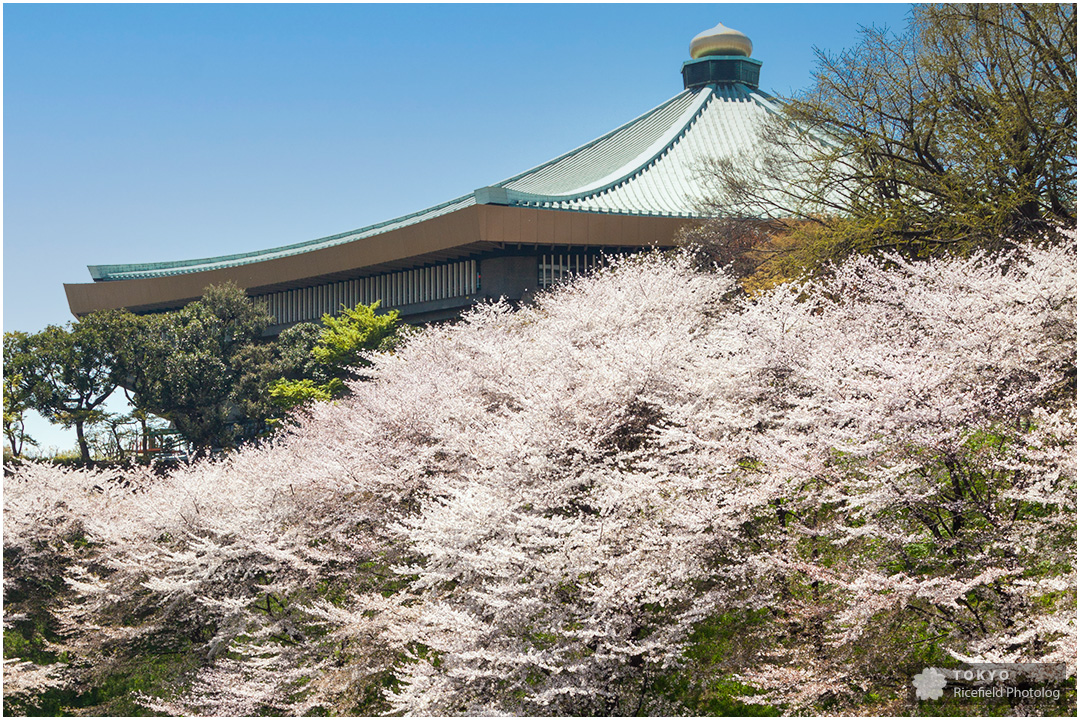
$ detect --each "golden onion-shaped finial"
[689,22,752,59]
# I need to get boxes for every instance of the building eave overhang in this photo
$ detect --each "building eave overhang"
[65,205,688,316]
[70,68,804,321]
[87,194,477,283]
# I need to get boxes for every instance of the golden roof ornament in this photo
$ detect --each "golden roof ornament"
[689,22,753,59]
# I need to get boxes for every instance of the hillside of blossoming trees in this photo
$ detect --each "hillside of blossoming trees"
[4,236,1076,715]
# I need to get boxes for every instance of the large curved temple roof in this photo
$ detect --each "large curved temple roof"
[66,21,794,321]
[86,84,782,284]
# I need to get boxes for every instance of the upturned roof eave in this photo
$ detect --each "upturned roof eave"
[86,81,784,283]
[65,204,690,316]
[88,194,477,282]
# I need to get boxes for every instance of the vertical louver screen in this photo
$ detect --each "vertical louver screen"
[255,259,479,325]
[538,253,604,289]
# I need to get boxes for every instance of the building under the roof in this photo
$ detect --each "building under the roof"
[65,22,786,331]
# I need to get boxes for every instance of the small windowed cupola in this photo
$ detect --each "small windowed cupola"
[682,22,762,89]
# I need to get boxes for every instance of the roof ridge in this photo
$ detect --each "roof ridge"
[546,88,714,199]
[488,84,770,211]
[487,89,698,191]
[559,88,717,204]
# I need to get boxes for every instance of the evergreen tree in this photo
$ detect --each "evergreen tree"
[269,301,402,411]
[5,317,123,463]
[116,283,272,453]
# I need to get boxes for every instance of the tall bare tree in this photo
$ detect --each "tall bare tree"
[702,3,1076,261]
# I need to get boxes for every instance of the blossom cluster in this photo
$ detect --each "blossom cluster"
[4,237,1075,715]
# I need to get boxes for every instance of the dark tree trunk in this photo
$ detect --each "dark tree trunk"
[75,421,92,464]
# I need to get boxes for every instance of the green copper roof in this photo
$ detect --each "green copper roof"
[479,83,787,215]
[87,195,477,281]
[89,83,787,282]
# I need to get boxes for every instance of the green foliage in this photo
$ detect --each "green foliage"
[310,301,401,376]
[799,3,1076,245]
[232,321,323,423]
[269,301,404,412]
[114,282,273,452]
[2,353,37,457]
[3,294,405,453]
[269,377,346,409]
[4,316,124,462]
[276,321,326,380]
[149,284,270,450]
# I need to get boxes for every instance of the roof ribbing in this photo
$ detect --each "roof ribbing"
[88,84,784,282]
[486,84,784,215]
[495,90,703,196]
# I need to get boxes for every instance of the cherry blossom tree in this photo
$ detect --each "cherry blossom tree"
[4,235,1074,715]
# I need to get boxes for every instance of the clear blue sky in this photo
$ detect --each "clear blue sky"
[3,2,914,452]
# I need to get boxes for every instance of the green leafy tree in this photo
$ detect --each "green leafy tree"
[233,322,322,425]
[310,301,402,373]
[3,333,37,458]
[7,317,123,463]
[154,283,271,452]
[95,308,174,455]
[704,3,1076,266]
[267,377,346,409]
[269,301,402,411]
[84,412,141,462]
[3,373,37,458]
[114,283,272,454]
